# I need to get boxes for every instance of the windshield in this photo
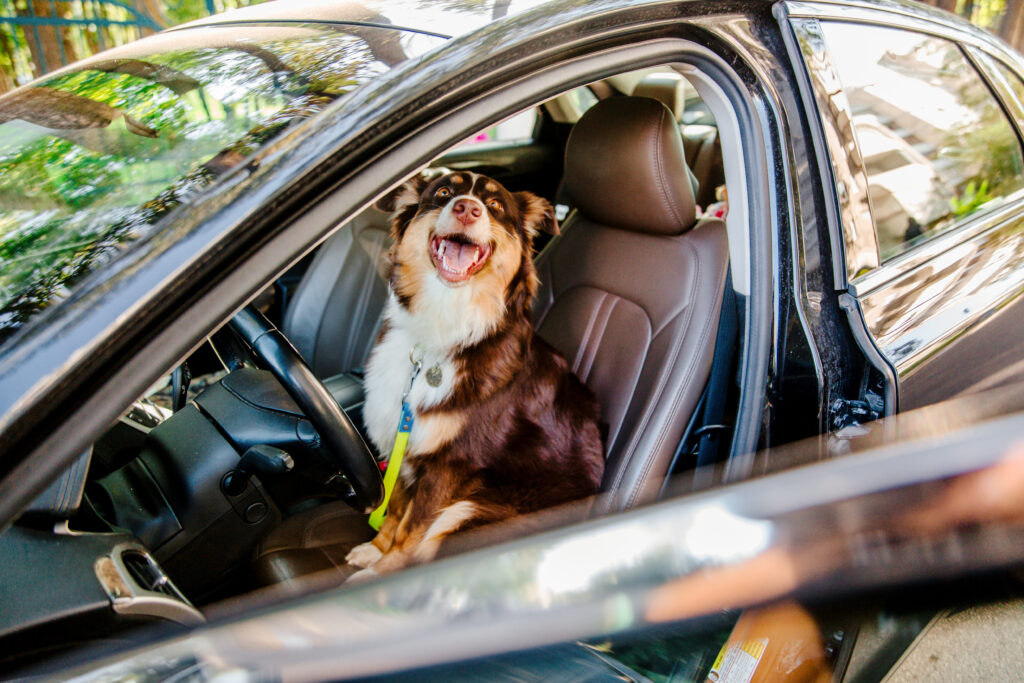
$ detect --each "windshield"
[0,22,442,344]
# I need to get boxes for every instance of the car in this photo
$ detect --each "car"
[2,0,1024,678]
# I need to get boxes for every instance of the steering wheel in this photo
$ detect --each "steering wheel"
[228,306,383,511]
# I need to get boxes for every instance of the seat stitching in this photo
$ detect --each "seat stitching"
[604,240,699,494]
[579,295,616,382]
[619,249,700,505]
[604,237,702,505]
[317,547,344,569]
[344,231,375,370]
[346,229,385,370]
[302,506,358,547]
[626,237,724,509]
[310,234,351,372]
[653,109,685,230]
[573,292,605,374]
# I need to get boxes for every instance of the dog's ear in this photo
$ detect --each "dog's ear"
[514,192,559,238]
[376,175,427,214]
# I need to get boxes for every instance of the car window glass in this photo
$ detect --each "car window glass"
[543,84,598,123]
[0,23,443,345]
[457,108,539,147]
[975,51,1024,119]
[999,60,1024,112]
[563,84,599,117]
[820,22,1024,262]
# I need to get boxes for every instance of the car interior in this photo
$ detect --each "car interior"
[0,62,747,673]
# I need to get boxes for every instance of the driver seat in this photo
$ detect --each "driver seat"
[253,96,730,586]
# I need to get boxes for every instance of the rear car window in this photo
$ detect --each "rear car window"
[820,22,1024,262]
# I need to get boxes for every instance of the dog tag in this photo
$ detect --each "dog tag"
[426,364,443,387]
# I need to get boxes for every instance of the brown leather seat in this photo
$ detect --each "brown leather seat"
[534,96,729,513]
[252,96,730,585]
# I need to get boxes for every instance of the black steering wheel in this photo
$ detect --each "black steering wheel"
[228,306,383,511]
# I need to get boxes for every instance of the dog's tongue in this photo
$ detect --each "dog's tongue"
[444,240,480,271]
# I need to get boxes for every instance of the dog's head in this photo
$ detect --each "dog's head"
[376,171,558,336]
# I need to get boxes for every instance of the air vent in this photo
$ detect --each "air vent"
[121,549,176,598]
[96,544,204,626]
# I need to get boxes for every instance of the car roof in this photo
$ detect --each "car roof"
[176,0,979,36]
[173,0,1016,78]
[172,0,541,39]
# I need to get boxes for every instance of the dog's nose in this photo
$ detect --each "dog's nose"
[453,199,482,225]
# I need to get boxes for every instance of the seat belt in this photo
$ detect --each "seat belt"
[694,269,738,469]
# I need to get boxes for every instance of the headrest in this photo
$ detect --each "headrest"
[564,97,697,235]
[632,74,686,121]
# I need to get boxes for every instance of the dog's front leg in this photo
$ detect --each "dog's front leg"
[345,513,410,583]
[346,485,410,568]
[345,512,396,568]
[351,500,479,582]
[345,541,383,568]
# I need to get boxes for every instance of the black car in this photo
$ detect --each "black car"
[2,0,1024,679]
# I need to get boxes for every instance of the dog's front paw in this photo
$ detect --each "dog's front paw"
[347,567,379,584]
[345,542,382,568]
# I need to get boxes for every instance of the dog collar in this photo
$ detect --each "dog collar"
[368,350,422,530]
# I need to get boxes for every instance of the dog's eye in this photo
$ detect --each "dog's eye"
[436,187,452,199]
[487,199,503,212]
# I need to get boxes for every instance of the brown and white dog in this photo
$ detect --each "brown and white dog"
[344,171,604,579]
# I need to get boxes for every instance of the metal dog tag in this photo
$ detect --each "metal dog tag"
[425,364,443,387]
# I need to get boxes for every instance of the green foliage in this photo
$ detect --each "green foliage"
[0,1,269,89]
[0,20,403,340]
[950,179,994,217]
[956,0,1008,29]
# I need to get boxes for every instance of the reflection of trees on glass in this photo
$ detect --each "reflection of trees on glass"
[0,25,414,342]
[416,0,511,20]
[822,22,1024,261]
[0,1,266,93]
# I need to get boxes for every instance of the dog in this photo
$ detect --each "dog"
[344,171,604,579]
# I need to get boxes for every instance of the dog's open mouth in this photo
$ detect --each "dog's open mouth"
[430,234,492,284]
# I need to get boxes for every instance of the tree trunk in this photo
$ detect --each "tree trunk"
[15,1,78,78]
[0,27,17,94]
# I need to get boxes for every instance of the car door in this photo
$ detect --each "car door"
[786,3,1024,412]
[44,383,1024,681]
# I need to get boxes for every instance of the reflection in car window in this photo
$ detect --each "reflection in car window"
[457,108,538,147]
[0,24,442,344]
[978,52,1024,121]
[820,23,1024,262]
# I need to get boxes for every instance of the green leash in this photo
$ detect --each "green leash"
[368,352,422,530]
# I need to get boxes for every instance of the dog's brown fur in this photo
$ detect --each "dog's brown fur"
[346,172,603,578]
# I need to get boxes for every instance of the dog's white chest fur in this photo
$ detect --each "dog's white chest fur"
[363,295,464,458]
